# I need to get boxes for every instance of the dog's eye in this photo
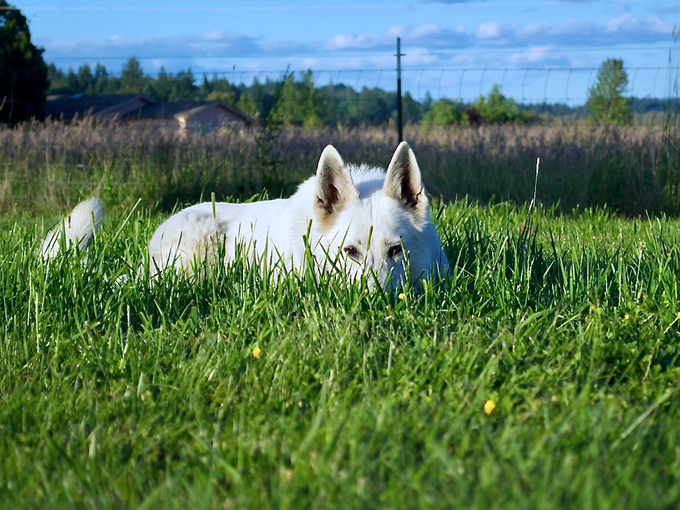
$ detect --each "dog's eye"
[387,243,403,259]
[343,245,361,260]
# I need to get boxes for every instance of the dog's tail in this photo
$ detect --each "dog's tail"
[41,197,104,260]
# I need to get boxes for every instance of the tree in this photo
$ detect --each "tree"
[319,83,358,126]
[93,64,111,94]
[119,57,146,94]
[150,67,173,101]
[269,71,325,129]
[356,87,392,126]
[198,73,238,103]
[586,58,633,125]
[422,98,468,128]
[474,84,526,124]
[401,92,424,124]
[243,77,277,120]
[47,63,67,94]
[77,63,94,94]
[0,0,48,124]
[168,70,196,101]
[236,93,260,118]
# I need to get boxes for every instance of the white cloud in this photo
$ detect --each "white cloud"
[510,46,550,64]
[476,22,507,39]
[327,33,389,50]
[328,23,467,51]
[37,12,674,84]
[473,15,673,47]
[605,14,673,35]
[402,24,442,39]
[516,22,550,39]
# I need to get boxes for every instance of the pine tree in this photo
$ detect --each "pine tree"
[269,71,325,129]
[119,57,147,94]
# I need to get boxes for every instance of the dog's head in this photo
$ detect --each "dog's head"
[312,142,448,289]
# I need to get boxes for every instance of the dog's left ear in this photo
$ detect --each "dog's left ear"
[384,142,428,219]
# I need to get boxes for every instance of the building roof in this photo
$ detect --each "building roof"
[43,95,253,125]
[135,101,252,123]
[43,94,153,121]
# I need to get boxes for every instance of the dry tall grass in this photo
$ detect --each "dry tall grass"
[0,119,676,216]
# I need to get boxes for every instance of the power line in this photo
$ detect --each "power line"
[35,44,670,62]
[38,65,674,76]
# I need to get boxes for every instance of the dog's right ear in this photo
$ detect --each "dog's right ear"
[384,141,428,223]
[314,145,357,227]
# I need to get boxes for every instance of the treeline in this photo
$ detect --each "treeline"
[48,59,536,127]
[48,58,677,127]
[48,59,429,127]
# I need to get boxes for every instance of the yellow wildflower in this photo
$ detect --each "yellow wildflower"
[484,399,496,415]
[252,346,262,359]
[398,293,406,301]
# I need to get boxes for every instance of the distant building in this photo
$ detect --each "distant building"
[43,94,153,121]
[133,100,254,133]
[43,94,254,133]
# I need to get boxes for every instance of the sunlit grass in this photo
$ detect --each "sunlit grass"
[1,200,679,508]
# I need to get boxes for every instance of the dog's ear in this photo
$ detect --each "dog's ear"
[314,145,357,227]
[384,142,428,218]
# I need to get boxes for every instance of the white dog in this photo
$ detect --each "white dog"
[43,142,448,288]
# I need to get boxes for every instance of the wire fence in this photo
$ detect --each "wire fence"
[3,46,678,113]
[35,64,677,107]
[203,65,677,105]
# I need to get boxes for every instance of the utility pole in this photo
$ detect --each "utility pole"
[395,37,404,143]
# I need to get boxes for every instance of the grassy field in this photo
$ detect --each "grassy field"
[1,120,678,216]
[1,197,680,509]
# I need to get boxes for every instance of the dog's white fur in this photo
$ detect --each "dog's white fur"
[41,197,104,259]
[43,142,448,288]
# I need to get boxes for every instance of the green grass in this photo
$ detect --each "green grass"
[1,200,680,509]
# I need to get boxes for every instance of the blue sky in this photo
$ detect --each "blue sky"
[13,0,679,105]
